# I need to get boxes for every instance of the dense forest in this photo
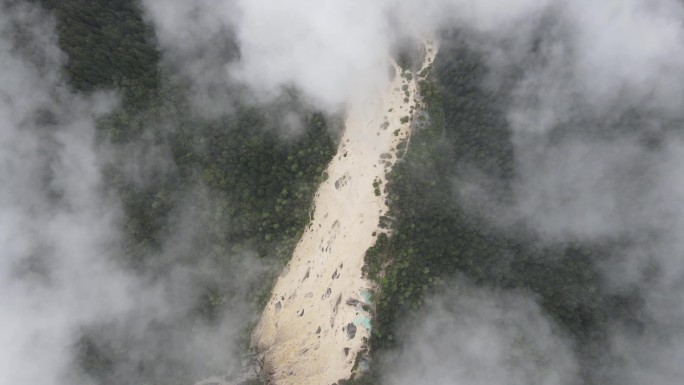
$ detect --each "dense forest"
[37,1,338,384]
[350,33,644,384]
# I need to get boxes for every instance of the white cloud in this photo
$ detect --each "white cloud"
[383,284,579,385]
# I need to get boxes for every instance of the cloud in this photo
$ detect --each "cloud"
[142,0,398,112]
[229,0,397,110]
[0,3,131,384]
[382,283,579,385]
[439,0,684,384]
[141,0,557,114]
[142,1,243,115]
[0,3,263,385]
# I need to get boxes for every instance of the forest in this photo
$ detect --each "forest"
[348,31,643,384]
[349,33,645,384]
[36,1,338,384]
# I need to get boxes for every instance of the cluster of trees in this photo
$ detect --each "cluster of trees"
[353,33,643,384]
[41,1,338,384]
[39,0,160,104]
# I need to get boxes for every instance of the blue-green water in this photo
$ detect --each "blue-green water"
[360,290,372,304]
[354,314,371,331]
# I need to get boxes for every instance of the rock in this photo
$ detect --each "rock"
[322,287,332,299]
[346,323,357,339]
[346,298,359,306]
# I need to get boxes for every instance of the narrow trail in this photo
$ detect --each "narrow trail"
[252,41,438,385]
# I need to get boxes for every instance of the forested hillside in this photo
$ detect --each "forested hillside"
[37,1,338,384]
[39,0,160,103]
[352,33,644,384]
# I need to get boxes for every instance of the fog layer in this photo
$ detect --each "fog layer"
[0,3,261,384]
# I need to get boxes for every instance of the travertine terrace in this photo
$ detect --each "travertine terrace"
[252,40,438,385]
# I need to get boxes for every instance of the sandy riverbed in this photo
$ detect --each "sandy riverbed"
[252,40,438,385]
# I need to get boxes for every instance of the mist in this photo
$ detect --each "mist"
[141,0,413,112]
[382,282,579,385]
[433,0,684,384]
[0,4,128,383]
[0,2,264,385]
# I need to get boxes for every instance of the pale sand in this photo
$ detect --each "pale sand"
[252,41,438,385]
